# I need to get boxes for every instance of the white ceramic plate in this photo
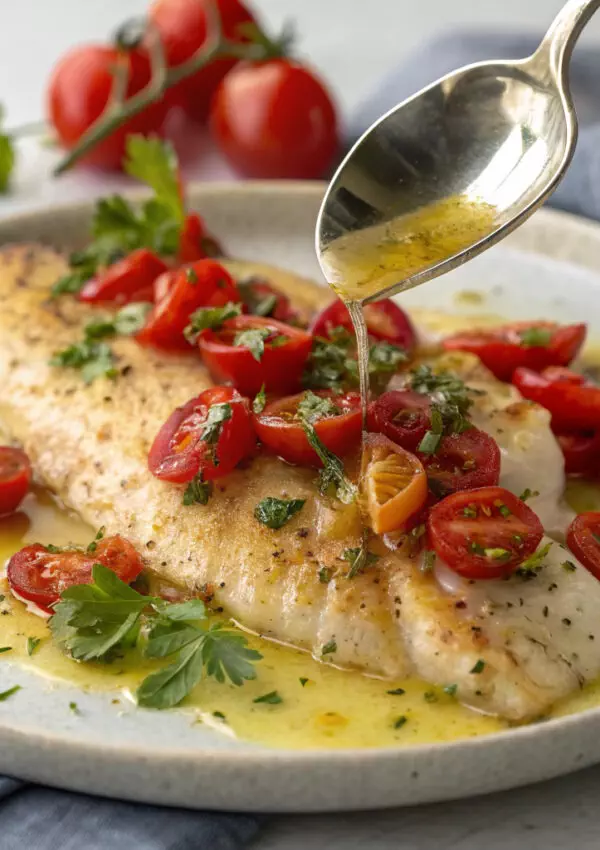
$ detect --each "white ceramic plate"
[1,183,600,813]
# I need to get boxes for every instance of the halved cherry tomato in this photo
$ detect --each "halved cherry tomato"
[311,298,415,351]
[137,259,240,350]
[427,486,544,579]
[566,512,600,580]
[513,366,600,431]
[420,428,501,497]
[177,213,223,263]
[79,249,167,305]
[238,277,299,324]
[199,315,312,396]
[555,429,600,476]
[7,536,143,614]
[367,390,431,452]
[443,322,586,382]
[153,269,178,303]
[148,386,255,483]
[361,433,427,534]
[0,447,32,516]
[253,390,361,467]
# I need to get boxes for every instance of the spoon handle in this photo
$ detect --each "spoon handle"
[535,0,600,77]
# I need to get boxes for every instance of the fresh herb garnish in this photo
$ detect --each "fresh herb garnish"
[234,327,274,362]
[0,685,21,702]
[470,659,485,674]
[87,526,106,554]
[318,566,333,584]
[200,403,232,463]
[422,550,436,572]
[387,687,406,696]
[69,701,80,714]
[424,690,438,703]
[561,560,577,572]
[341,545,379,579]
[296,390,340,424]
[300,420,356,504]
[519,488,540,502]
[0,647,12,654]
[49,564,261,709]
[183,473,213,506]
[410,365,476,452]
[444,684,458,697]
[515,542,553,578]
[184,302,242,342]
[26,637,41,656]
[252,385,267,414]
[484,547,512,562]
[253,690,283,705]
[50,341,117,384]
[321,639,337,656]
[254,497,305,529]
[393,715,408,729]
[518,326,553,347]
[299,677,309,687]
[237,278,278,318]
[0,107,15,193]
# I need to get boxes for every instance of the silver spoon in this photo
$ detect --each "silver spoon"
[316,0,600,303]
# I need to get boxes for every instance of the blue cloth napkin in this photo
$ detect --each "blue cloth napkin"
[350,31,600,221]
[4,28,600,850]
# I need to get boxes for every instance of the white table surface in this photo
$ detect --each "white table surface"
[2,0,600,847]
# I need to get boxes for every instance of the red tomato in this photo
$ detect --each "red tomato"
[555,430,600,476]
[442,322,586,382]
[47,45,168,170]
[253,391,362,467]
[239,278,299,324]
[311,298,416,351]
[427,487,544,579]
[513,366,600,431]
[367,390,431,452]
[421,428,501,497]
[149,0,256,121]
[198,315,312,396]
[79,249,167,305]
[177,213,223,263]
[148,386,255,483]
[210,59,339,179]
[7,536,143,614]
[0,448,32,516]
[153,269,178,303]
[137,259,240,350]
[567,512,600,580]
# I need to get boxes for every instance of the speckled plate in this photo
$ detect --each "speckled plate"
[1,183,600,813]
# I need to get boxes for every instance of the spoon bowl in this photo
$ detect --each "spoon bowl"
[316,0,600,303]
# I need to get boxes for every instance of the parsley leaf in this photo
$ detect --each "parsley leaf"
[252,384,267,414]
[50,341,117,384]
[200,403,232,461]
[184,302,242,342]
[515,542,553,578]
[0,685,21,702]
[303,329,406,393]
[301,420,356,504]
[410,366,476,452]
[321,639,337,656]
[470,659,485,674]
[124,136,184,225]
[182,473,213,506]
[518,326,553,347]
[253,690,283,704]
[519,488,540,502]
[114,302,153,335]
[237,277,279,318]
[341,545,379,579]
[0,107,14,194]
[254,497,305,529]
[296,390,340,424]
[233,327,272,362]
[26,637,41,656]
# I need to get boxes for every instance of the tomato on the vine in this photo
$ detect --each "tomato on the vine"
[198,315,312,395]
[253,390,362,467]
[210,58,339,179]
[149,0,256,121]
[311,298,415,351]
[427,487,544,579]
[48,45,169,169]
[7,536,143,615]
[148,386,255,483]
[79,249,167,304]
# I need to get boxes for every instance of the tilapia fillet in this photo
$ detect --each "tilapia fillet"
[0,243,599,722]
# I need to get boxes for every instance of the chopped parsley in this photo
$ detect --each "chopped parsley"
[252,384,267,414]
[0,685,21,701]
[299,677,309,687]
[341,545,379,579]
[561,560,577,572]
[237,277,279,318]
[253,690,283,705]
[233,327,274,362]
[296,390,340,424]
[321,639,337,656]
[200,402,232,462]
[300,420,356,504]
[318,566,333,584]
[423,690,438,703]
[515,542,553,578]
[254,497,305,529]
[184,302,242,342]
[519,488,540,502]
[186,268,199,284]
[410,365,477,453]
[518,326,553,347]
[443,684,458,697]
[387,687,406,696]
[0,647,12,654]
[183,473,213,506]
[69,701,80,714]
[26,637,41,657]
[393,715,408,729]
[470,659,485,674]
[49,564,261,710]
[87,526,106,554]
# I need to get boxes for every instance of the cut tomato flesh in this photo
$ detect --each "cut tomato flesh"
[362,434,427,534]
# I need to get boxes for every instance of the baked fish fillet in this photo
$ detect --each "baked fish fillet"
[0,243,598,721]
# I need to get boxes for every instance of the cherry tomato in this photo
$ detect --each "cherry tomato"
[566,512,600,580]
[7,536,143,614]
[427,487,544,579]
[253,391,362,467]
[210,59,339,179]
[554,429,600,476]
[177,213,223,263]
[0,448,32,516]
[137,259,240,350]
[311,298,415,350]
[149,0,256,121]
[198,315,312,396]
[421,428,501,497]
[513,366,600,431]
[47,45,168,170]
[238,277,299,324]
[442,322,586,382]
[149,386,255,483]
[362,434,427,534]
[78,249,167,305]
[367,390,431,452]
